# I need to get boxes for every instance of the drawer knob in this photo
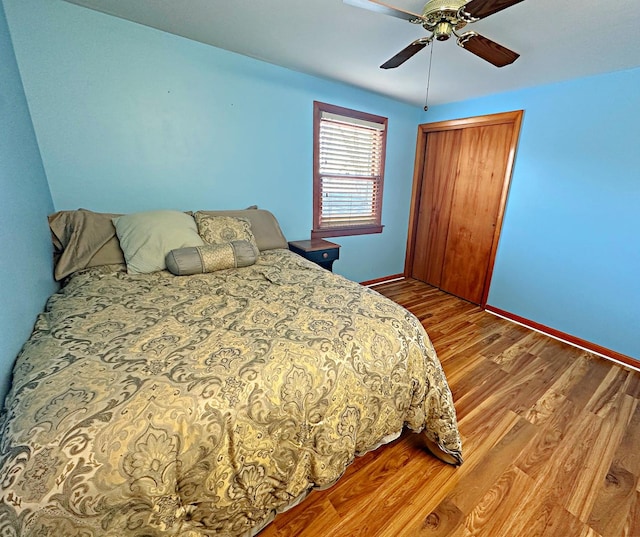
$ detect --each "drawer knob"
[322,252,329,259]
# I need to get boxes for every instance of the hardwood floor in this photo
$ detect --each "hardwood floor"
[260,278,640,537]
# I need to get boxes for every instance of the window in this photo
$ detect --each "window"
[312,101,387,238]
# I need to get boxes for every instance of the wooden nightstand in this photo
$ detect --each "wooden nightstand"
[288,239,340,271]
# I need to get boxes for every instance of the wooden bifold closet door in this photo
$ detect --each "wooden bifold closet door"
[405,111,523,306]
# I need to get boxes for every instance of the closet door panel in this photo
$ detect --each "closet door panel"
[440,123,513,303]
[411,129,461,286]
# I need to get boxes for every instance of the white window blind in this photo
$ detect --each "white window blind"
[317,111,386,231]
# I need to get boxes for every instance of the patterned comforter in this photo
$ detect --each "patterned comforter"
[0,249,461,536]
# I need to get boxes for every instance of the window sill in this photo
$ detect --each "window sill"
[312,224,383,239]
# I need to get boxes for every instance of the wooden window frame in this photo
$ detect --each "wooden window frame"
[312,101,387,239]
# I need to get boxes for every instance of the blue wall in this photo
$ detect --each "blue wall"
[4,0,639,363]
[0,0,57,402]
[424,68,640,360]
[4,0,420,285]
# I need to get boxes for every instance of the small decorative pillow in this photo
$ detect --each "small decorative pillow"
[194,213,258,250]
[113,210,204,274]
[165,240,259,276]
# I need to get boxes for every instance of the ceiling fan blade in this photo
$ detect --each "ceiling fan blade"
[460,0,525,20]
[380,39,428,69]
[343,0,424,22]
[457,32,519,67]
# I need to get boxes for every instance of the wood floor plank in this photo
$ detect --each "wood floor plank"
[625,371,640,399]
[526,499,585,537]
[515,396,578,480]
[399,498,464,536]
[455,396,519,459]
[565,395,637,521]
[448,414,537,515]
[622,489,640,537]
[566,358,615,409]
[326,437,456,536]
[587,402,640,536]
[463,465,536,537]
[445,357,505,406]
[325,434,429,518]
[489,331,540,370]
[262,495,339,537]
[615,403,640,476]
[580,527,605,537]
[585,366,631,418]
[377,408,522,536]
[540,352,594,400]
[261,279,640,537]
[478,322,532,360]
[588,461,637,537]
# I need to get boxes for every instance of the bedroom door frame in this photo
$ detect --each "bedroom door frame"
[404,110,524,307]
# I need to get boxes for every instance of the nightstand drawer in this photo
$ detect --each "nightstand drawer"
[288,239,340,271]
[301,247,339,265]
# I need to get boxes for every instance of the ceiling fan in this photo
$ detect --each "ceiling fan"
[344,0,524,69]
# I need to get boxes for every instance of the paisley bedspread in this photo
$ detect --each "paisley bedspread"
[0,249,461,536]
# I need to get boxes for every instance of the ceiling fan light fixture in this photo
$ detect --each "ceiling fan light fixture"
[434,21,453,40]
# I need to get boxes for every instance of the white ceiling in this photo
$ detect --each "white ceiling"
[63,0,640,107]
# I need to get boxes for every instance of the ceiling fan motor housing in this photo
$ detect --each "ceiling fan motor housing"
[421,0,468,33]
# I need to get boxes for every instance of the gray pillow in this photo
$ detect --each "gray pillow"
[49,209,125,281]
[165,240,259,276]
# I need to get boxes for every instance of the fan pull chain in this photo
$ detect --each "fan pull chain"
[423,40,434,112]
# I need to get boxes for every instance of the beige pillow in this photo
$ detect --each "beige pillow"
[113,210,204,274]
[165,240,259,275]
[194,214,258,250]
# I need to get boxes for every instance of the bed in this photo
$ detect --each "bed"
[0,208,462,537]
